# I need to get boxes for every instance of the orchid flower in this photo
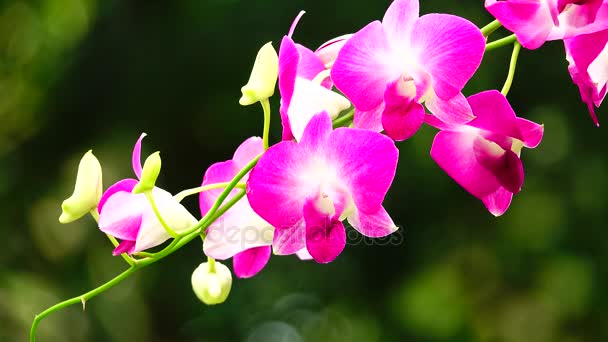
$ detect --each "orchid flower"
[247,112,399,263]
[98,134,197,255]
[564,29,608,126]
[278,12,351,142]
[200,137,312,278]
[331,0,485,141]
[427,90,544,216]
[486,0,608,49]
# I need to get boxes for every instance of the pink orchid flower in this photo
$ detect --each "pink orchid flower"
[279,12,351,142]
[200,137,311,278]
[331,0,485,141]
[98,134,197,255]
[247,112,399,263]
[486,0,608,49]
[427,90,544,216]
[564,29,608,126]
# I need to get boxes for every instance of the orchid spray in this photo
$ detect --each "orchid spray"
[30,0,608,340]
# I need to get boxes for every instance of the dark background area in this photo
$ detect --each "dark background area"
[1,0,606,341]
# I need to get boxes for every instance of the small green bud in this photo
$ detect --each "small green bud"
[239,42,279,106]
[132,152,161,194]
[191,260,232,305]
[59,150,103,223]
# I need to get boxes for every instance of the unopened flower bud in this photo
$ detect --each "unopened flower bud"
[132,152,161,194]
[239,42,278,106]
[191,260,232,305]
[59,150,103,223]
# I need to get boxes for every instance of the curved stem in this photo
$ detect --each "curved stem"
[261,99,271,150]
[501,42,522,96]
[480,20,502,37]
[485,34,517,52]
[30,189,250,340]
[332,109,354,128]
[30,266,138,342]
[145,191,178,238]
[173,182,245,203]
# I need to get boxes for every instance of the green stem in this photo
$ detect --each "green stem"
[208,257,216,273]
[485,34,517,52]
[480,20,502,37]
[30,266,138,342]
[501,42,521,96]
[145,191,178,238]
[173,182,245,203]
[261,99,271,150]
[332,109,354,128]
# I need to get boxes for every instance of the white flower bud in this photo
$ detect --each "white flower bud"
[191,260,232,305]
[59,150,103,223]
[239,42,278,106]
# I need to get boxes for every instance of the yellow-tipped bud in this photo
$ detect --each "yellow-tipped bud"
[59,150,103,223]
[132,152,161,194]
[239,42,279,106]
[191,260,232,305]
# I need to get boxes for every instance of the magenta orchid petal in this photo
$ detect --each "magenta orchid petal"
[199,161,240,216]
[296,44,332,88]
[353,104,385,132]
[279,36,299,121]
[425,91,475,124]
[565,29,608,125]
[326,127,399,214]
[381,81,425,141]
[467,90,523,140]
[233,136,264,168]
[409,14,485,99]
[112,240,136,256]
[431,130,503,198]
[424,113,461,131]
[272,223,305,255]
[247,141,308,233]
[473,138,524,193]
[481,187,514,217]
[382,0,419,44]
[485,0,553,49]
[98,178,138,213]
[517,118,545,148]
[299,110,333,150]
[348,205,398,238]
[98,191,144,241]
[132,133,146,179]
[303,195,346,264]
[233,246,272,279]
[549,1,608,40]
[331,21,401,111]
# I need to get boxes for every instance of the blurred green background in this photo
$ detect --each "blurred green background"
[1,0,607,341]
